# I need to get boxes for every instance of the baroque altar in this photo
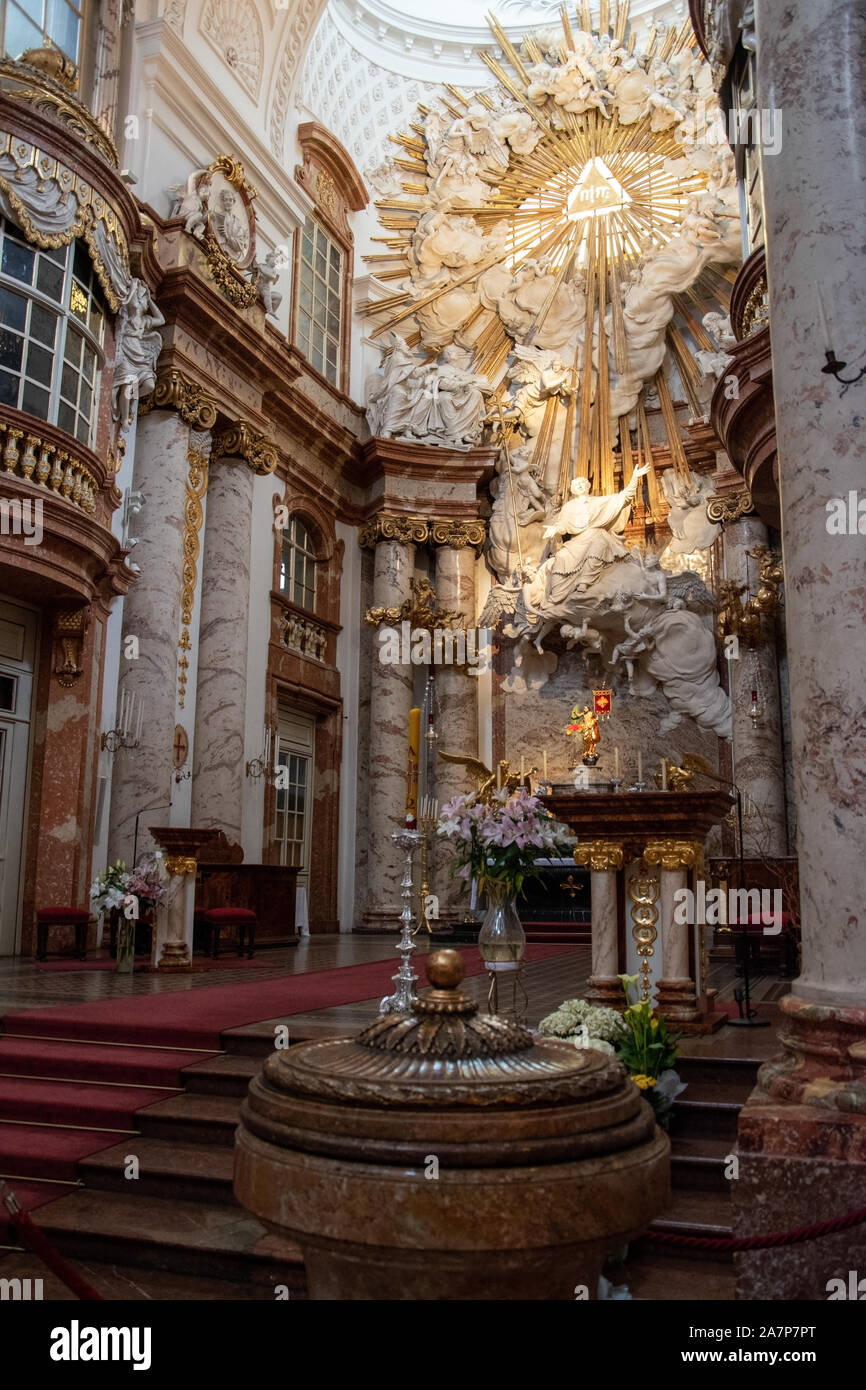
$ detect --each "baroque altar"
[543,788,733,1033]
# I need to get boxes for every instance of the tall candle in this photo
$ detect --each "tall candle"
[660,758,667,791]
[637,750,643,783]
[496,763,502,791]
[520,755,525,781]
[405,707,421,826]
[614,745,620,778]
[543,749,548,780]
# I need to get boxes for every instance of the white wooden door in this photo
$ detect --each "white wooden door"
[0,598,37,955]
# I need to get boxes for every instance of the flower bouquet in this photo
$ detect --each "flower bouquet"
[90,856,166,973]
[437,786,572,968]
[538,975,685,1127]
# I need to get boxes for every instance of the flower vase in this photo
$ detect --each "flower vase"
[116,915,136,974]
[478,883,525,972]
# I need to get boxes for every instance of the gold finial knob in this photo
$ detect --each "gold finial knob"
[426,949,464,990]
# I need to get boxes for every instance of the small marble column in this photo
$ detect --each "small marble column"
[108,411,197,864]
[151,857,198,970]
[363,535,416,930]
[575,840,624,1007]
[190,456,253,842]
[433,540,479,923]
[724,515,787,855]
[644,840,702,1024]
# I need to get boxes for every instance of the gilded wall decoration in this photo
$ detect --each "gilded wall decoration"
[177,439,210,709]
[212,422,278,475]
[138,368,218,430]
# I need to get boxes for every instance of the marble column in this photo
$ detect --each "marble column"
[574,840,624,1007]
[108,411,196,865]
[724,515,787,855]
[363,535,416,930]
[644,839,702,1024]
[190,456,253,842]
[433,540,479,924]
[732,0,866,1300]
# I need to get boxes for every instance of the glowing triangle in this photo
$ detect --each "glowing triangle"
[566,157,631,220]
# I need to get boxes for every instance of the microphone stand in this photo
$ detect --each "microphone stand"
[132,803,172,868]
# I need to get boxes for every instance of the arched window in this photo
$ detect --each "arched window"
[0,217,105,446]
[279,516,317,611]
[1,0,82,62]
[295,218,342,387]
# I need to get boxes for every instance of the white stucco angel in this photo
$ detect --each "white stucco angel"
[661,467,722,557]
[610,611,656,693]
[256,251,283,316]
[167,170,208,238]
[497,260,586,350]
[112,278,165,427]
[501,345,576,432]
[486,444,550,580]
[408,346,490,448]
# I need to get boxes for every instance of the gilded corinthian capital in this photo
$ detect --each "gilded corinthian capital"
[643,839,702,871]
[358,514,430,548]
[429,519,486,552]
[573,840,624,872]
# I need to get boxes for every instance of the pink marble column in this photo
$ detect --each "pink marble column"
[732,0,866,1300]
[723,515,788,856]
[190,456,253,843]
[108,411,195,865]
[433,541,478,924]
[363,536,416,930]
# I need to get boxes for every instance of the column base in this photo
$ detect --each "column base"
[359,911,401,933]
[734,993,866,1298]
[586,975,625,1008]
[655,979,725,1033]
[158,940,191,970]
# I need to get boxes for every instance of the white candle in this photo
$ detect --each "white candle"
[118,688,127,735]
[496,763,502,791]
[135,694,143,744]
[660,758,667,791]
[637,751,643,782]
[614,746,620,778]
[543,749,548,780]
[816,282,832,352]
[520,755,525,781]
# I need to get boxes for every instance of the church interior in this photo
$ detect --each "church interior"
[0,0,864,1325]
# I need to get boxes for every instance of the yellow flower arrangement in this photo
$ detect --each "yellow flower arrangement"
[631,1073,657,1090]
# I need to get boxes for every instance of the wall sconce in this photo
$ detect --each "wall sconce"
[246,724,279,784]
[101,689,143,753]
[817,284,865,388]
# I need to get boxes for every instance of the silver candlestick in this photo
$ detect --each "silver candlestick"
[380,828,422,1015]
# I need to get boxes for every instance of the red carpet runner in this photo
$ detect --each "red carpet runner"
[4,944,574,1048]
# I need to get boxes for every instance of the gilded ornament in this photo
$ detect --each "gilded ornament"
[138,368,219,430]
[706,489,756,526]
[573,840,624,872]
[643,839,702,872]
[628,871,660,1001]
[212,422,278,475]
[358,513,430,548]
[429,518,486,551]
[163,855,198,876]
[364,575,464,632]
[177,445,210,707]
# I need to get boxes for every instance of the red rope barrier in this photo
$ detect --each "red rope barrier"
[646,1205,866,1253]
[1,1182,103,1300]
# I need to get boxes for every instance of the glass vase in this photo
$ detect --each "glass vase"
[116,915,136,974]
[478,882,526,972]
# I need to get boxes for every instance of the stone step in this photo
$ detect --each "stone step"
[181,1054,262,1097]
[617,1251,736,1300]
[670,1083,744,1141]
[645,1188,733,1262]
[79,1136,236,1205]
[677,1054,761,1088]
[136,1093,241,1146]
[670,1137,735,1193]
[0,1248,296,1301]
[33,1189,306,1291]
[222,1019,295,1059]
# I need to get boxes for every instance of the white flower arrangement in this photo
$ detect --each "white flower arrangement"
[538,998,627,1047]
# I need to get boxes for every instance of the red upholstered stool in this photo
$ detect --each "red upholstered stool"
[36,907,91,961]
[202,908,257,959]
